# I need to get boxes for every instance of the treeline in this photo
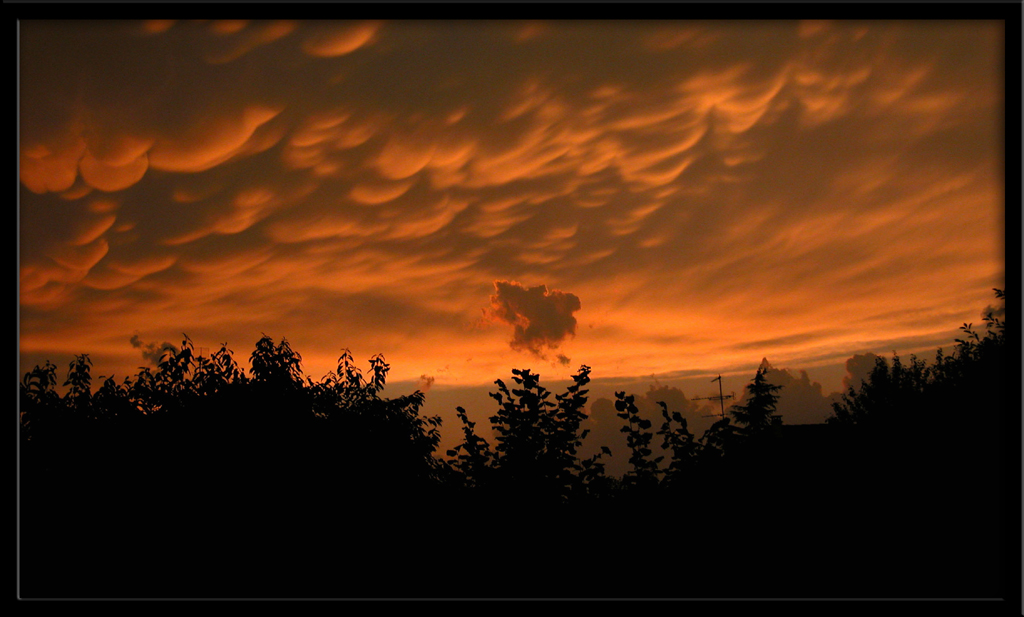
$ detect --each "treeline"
[18,291,1009,599]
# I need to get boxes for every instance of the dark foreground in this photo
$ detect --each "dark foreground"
[20,420,1006,600]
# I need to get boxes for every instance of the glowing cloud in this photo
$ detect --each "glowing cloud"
[78,151,149,192]
[17,20,1004,415]
[302,21,381,57]
[148,105,283,173]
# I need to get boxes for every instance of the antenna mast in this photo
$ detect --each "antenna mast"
[694,375,734,420]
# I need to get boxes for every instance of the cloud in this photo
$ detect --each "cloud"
[755,365,837,425]
[644,383,712,428]
[581,383,716,479]
[83,254,178,291]
[842,353,881,393]
[580,397,629,478]
[301,21,381,57]
[980,300,1005,322]
[349,179,415,205]
[203,21,298,64]
[147,105,283,173]
[18,21,1004,395]
[78,150,150,192]
[130,334,179,366]
[484,280,581,358]
[20,136,87,195]
[418,374,436,392]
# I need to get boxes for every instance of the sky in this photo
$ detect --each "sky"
[18,20,1005,455]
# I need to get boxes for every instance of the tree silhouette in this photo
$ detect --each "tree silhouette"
[614,391,662,489]
[730,361,783,435]
[830,288,1006,431]
[18,289,1011,599]
[446,365,606,504]
[656,400,698,487]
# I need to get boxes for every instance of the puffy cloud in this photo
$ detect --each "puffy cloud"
[842,353,881,393]
[980,290,1005,322]
[484,280,581,358]
[757,365,837,425]
[580,397,629,478]
[130,334,178,366]
[981,304,1005,321]
[581,383,717,479]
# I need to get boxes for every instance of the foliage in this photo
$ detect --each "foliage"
[193,342,247,396]
[446,405,496,490]
[695,416,738,463]
[446,365,606,503]
[830,288,1006,430]
[656,401,699,486]
[20,334,443,491]
[18,292,1007,601]
[729,365,782,435]
[18,288,1011,598]
[249,334,302,390]
[309,347,443,485]
[19,360,59,442]
[64,353,93,414]
[614,391,663,488]
[828,352,930,427]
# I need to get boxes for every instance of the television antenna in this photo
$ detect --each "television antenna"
[694,375,734,420]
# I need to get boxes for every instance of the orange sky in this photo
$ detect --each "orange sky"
[19,20,1005,440]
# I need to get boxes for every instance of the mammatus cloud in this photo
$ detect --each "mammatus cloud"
[301,21,381,58]
[484,280,581,358]
[130,334,178,366]
[18,21,1003,398]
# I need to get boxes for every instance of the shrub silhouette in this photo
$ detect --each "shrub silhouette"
[614,390,663,489]
[19,334,451,598]
[830,288,1005,430]
[447,364,608,505]
[18,288,1010,599]
[655,400,699,487]
[816,288,1008,598]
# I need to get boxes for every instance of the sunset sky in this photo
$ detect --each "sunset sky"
[19,20,1005,450]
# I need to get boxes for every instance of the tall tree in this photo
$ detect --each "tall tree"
[730,359,782,435]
